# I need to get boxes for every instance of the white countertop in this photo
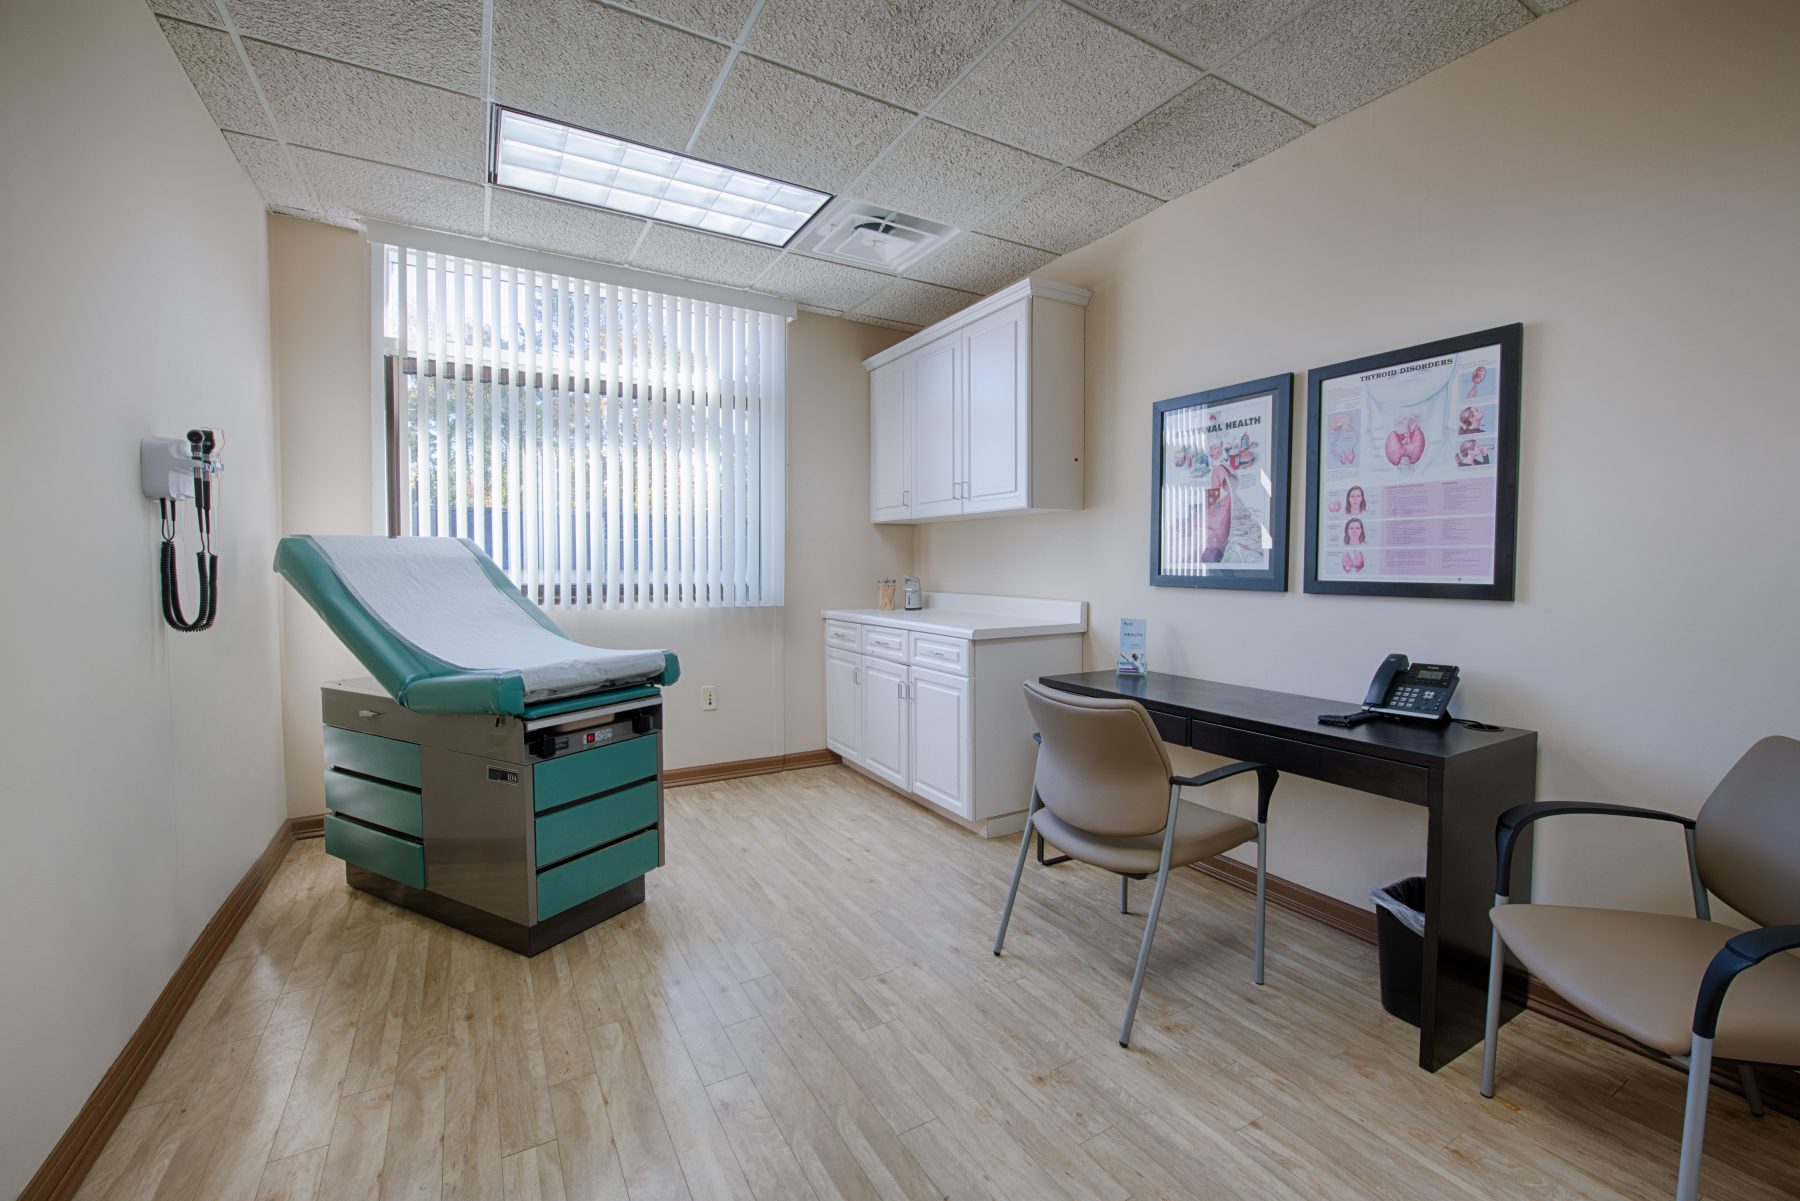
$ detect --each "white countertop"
[822,592,1087,641]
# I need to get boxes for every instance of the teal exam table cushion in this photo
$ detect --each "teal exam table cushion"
[274,535,679,717]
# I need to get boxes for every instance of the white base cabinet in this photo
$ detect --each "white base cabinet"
[821,605,1082,836]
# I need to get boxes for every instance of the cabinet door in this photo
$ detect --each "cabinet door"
[870,361,912,522]
[909,337,963,518]
[824,648,861,763]
[962,301,1029,513]
[908,666,971,818]
[858,656,910,790]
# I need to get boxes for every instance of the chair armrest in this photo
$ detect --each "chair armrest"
[1171,762,1279,823]
[1494,802,1695,898]
[1694,925,1800,1039]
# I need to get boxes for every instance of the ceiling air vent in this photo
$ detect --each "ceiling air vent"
[788,200,957,272]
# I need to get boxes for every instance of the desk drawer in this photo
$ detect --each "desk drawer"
[323,726,421,789]
[907,632,969,675]
[538,829,659,920]
[325,814,425,890]
[860,625,907,662]
[1188,719,1429,805]
[324,769,422,839]
[825,620,862,651]
[536,779,659,867]
[1148,710,1189,745]
[535,733,659,813]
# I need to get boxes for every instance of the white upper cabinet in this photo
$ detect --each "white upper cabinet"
[865,277,1089,524]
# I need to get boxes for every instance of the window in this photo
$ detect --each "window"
[380,242,785,608]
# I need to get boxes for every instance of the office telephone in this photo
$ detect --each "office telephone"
[1318,654,1461,727]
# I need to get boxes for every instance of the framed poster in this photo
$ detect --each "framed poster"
[1303,324,1522,601]
[1150,373,1292,592]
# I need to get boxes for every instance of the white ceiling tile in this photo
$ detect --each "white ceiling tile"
[224,0,483,94]
[246,42,486,181]
[754,255,891,311]
[977,169,1160,255]
[797,303,847,318]
[607,0,758,41]
[851,279,980,327]
[743,0,1029,110]
[156,18,270,136]
[1217,0,1532,124]
[849,120,1058,229]
[292,147,485,235]
[148,0,220,26]
[489,190,647,265]
[850,314,923,333]
[907,233,1054,296]
[1078,0,1313,68]
[1079,77,1308,200]
[223,132,314,212]
[631,224,783,288]
[692,57,913,194]
[493,0,727,151]
[931,2,1199,161]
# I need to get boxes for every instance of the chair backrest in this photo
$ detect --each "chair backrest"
[1696,735,1800,927]
[1023,680,1173,837]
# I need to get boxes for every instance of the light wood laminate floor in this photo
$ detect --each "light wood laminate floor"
[78,766,1798,1201]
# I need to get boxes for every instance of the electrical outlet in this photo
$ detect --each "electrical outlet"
[701,685,717,711]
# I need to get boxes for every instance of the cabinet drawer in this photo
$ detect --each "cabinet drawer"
[907,632,970,675]
[860,624,907,662]
[825,620,862,651]
[536,779,660,867]
[323,726,421,788]
[535,733,659,813]
[324,769,423,839]
[538,829,660,920]
[324,814,425,890]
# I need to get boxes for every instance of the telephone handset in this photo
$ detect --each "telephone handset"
[1319,654,1461,727]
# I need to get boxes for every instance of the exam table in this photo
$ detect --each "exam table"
[275,534,680,954]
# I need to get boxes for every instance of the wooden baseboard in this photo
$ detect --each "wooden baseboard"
[1188,859,1798,1118]
[18,815,315,1201]
[664,748,840,788]
[291,812,324,839]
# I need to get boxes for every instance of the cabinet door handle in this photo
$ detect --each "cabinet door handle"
[902,488,910,507]
[853,667,860,685]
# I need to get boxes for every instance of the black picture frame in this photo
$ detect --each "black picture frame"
[1302,323,1522,601]
[1149,373,1292,592]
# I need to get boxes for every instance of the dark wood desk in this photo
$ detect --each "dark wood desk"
[1039,670,1538,1071]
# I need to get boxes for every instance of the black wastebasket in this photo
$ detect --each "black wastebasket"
[1372,876,1427,1026]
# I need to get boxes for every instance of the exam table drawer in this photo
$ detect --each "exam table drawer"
[534,733,659,813]
[860,624,907,662]
[537,829,660,920]
[536,779,660,867]
[907,632,969,675]
[825,620,862,651]
[324,813,426,890]
[324,768,423,839]
[324,726,422,789]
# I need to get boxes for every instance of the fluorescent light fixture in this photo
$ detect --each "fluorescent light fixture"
[491,107,831,248]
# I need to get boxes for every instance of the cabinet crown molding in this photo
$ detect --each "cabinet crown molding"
[862,276,1092,370]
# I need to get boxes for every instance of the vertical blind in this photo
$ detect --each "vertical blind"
[380,242,785,608]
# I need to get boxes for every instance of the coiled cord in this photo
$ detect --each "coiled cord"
[159,496,219,632]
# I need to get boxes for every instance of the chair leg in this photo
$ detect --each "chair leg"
[1676,1033,1714,1201]
[994,795,1040,956]
[1120,874,1129,914]
[1252,820,1268,986]
[1480,895,1507,1099]
[1120,860,1172,1046]
[1738,1065,1765,1118]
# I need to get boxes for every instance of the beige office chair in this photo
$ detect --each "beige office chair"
[994,680,1279,1046]
[1480,735,1800,1201]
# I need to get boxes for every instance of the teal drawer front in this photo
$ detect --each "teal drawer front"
[324,769,423,839]
[323,726,421,789]
[537,829,659,920]
[534,734,658,813]
[324,814,426,890]
[536,780,659,867]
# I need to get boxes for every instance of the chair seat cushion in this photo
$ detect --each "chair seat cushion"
[1033,800,1255,875]
[1492,905,1800,1063]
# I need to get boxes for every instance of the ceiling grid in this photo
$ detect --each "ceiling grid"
[152,0,1569,330]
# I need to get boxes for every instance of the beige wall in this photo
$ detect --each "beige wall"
[268,215,909,815]
[0,0,289,1193]
[918,0,1800,915]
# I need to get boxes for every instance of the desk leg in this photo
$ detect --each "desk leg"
[1418,740,1537,1070]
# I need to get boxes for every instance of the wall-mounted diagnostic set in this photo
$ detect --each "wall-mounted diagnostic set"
[141,429,223,631]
